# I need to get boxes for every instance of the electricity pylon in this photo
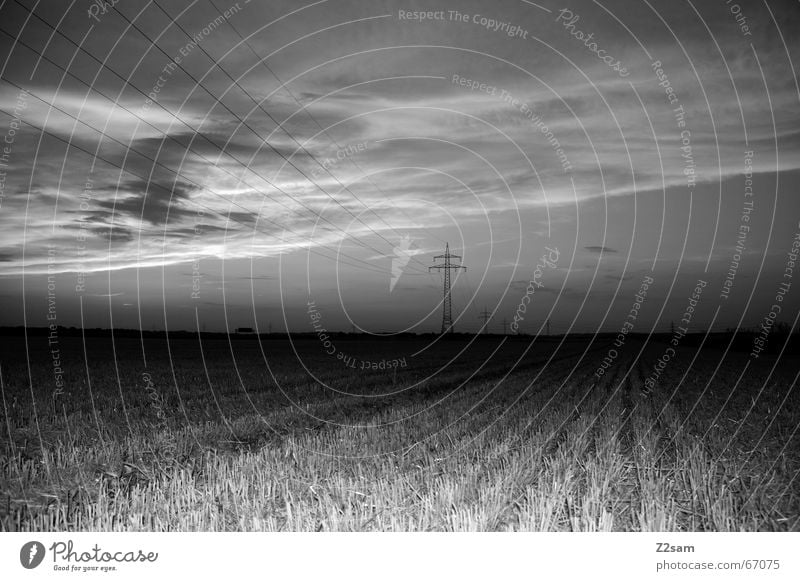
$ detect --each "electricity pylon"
[478,307,491,334]
[430,243,466,334]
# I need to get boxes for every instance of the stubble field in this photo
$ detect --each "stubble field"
[1,332,798,531]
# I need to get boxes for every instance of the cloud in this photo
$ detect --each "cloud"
[94,178,198,226]
[584,246,618,254]
[92,227,135,243]
[1,0,799,334]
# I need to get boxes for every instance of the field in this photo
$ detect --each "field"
[1,332,798,531]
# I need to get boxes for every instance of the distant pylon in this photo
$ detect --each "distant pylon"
[478,306,491,334]
[502,318,508,335]
[430,243,466,334]
[546,318,551,335]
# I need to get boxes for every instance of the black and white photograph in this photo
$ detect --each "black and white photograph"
[1,0,799,576]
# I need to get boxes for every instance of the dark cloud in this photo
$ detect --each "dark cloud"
[584,246,618,254]
[92,227,135,243]
[165,224,233,238]
[226,211,260,226]
[94,178,198,225]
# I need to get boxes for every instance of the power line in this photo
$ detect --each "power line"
[429,243,465,334]
[0,78,391,275]
[0,75,329,238]
[0,28,426,275]
[478,306,491,334]
[0,28,391,270]
[115,0,433,274]
[204,0,446,248]
[4,3,431,275]
[0,105,392,276]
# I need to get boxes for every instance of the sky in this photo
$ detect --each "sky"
[0,0,798,334]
